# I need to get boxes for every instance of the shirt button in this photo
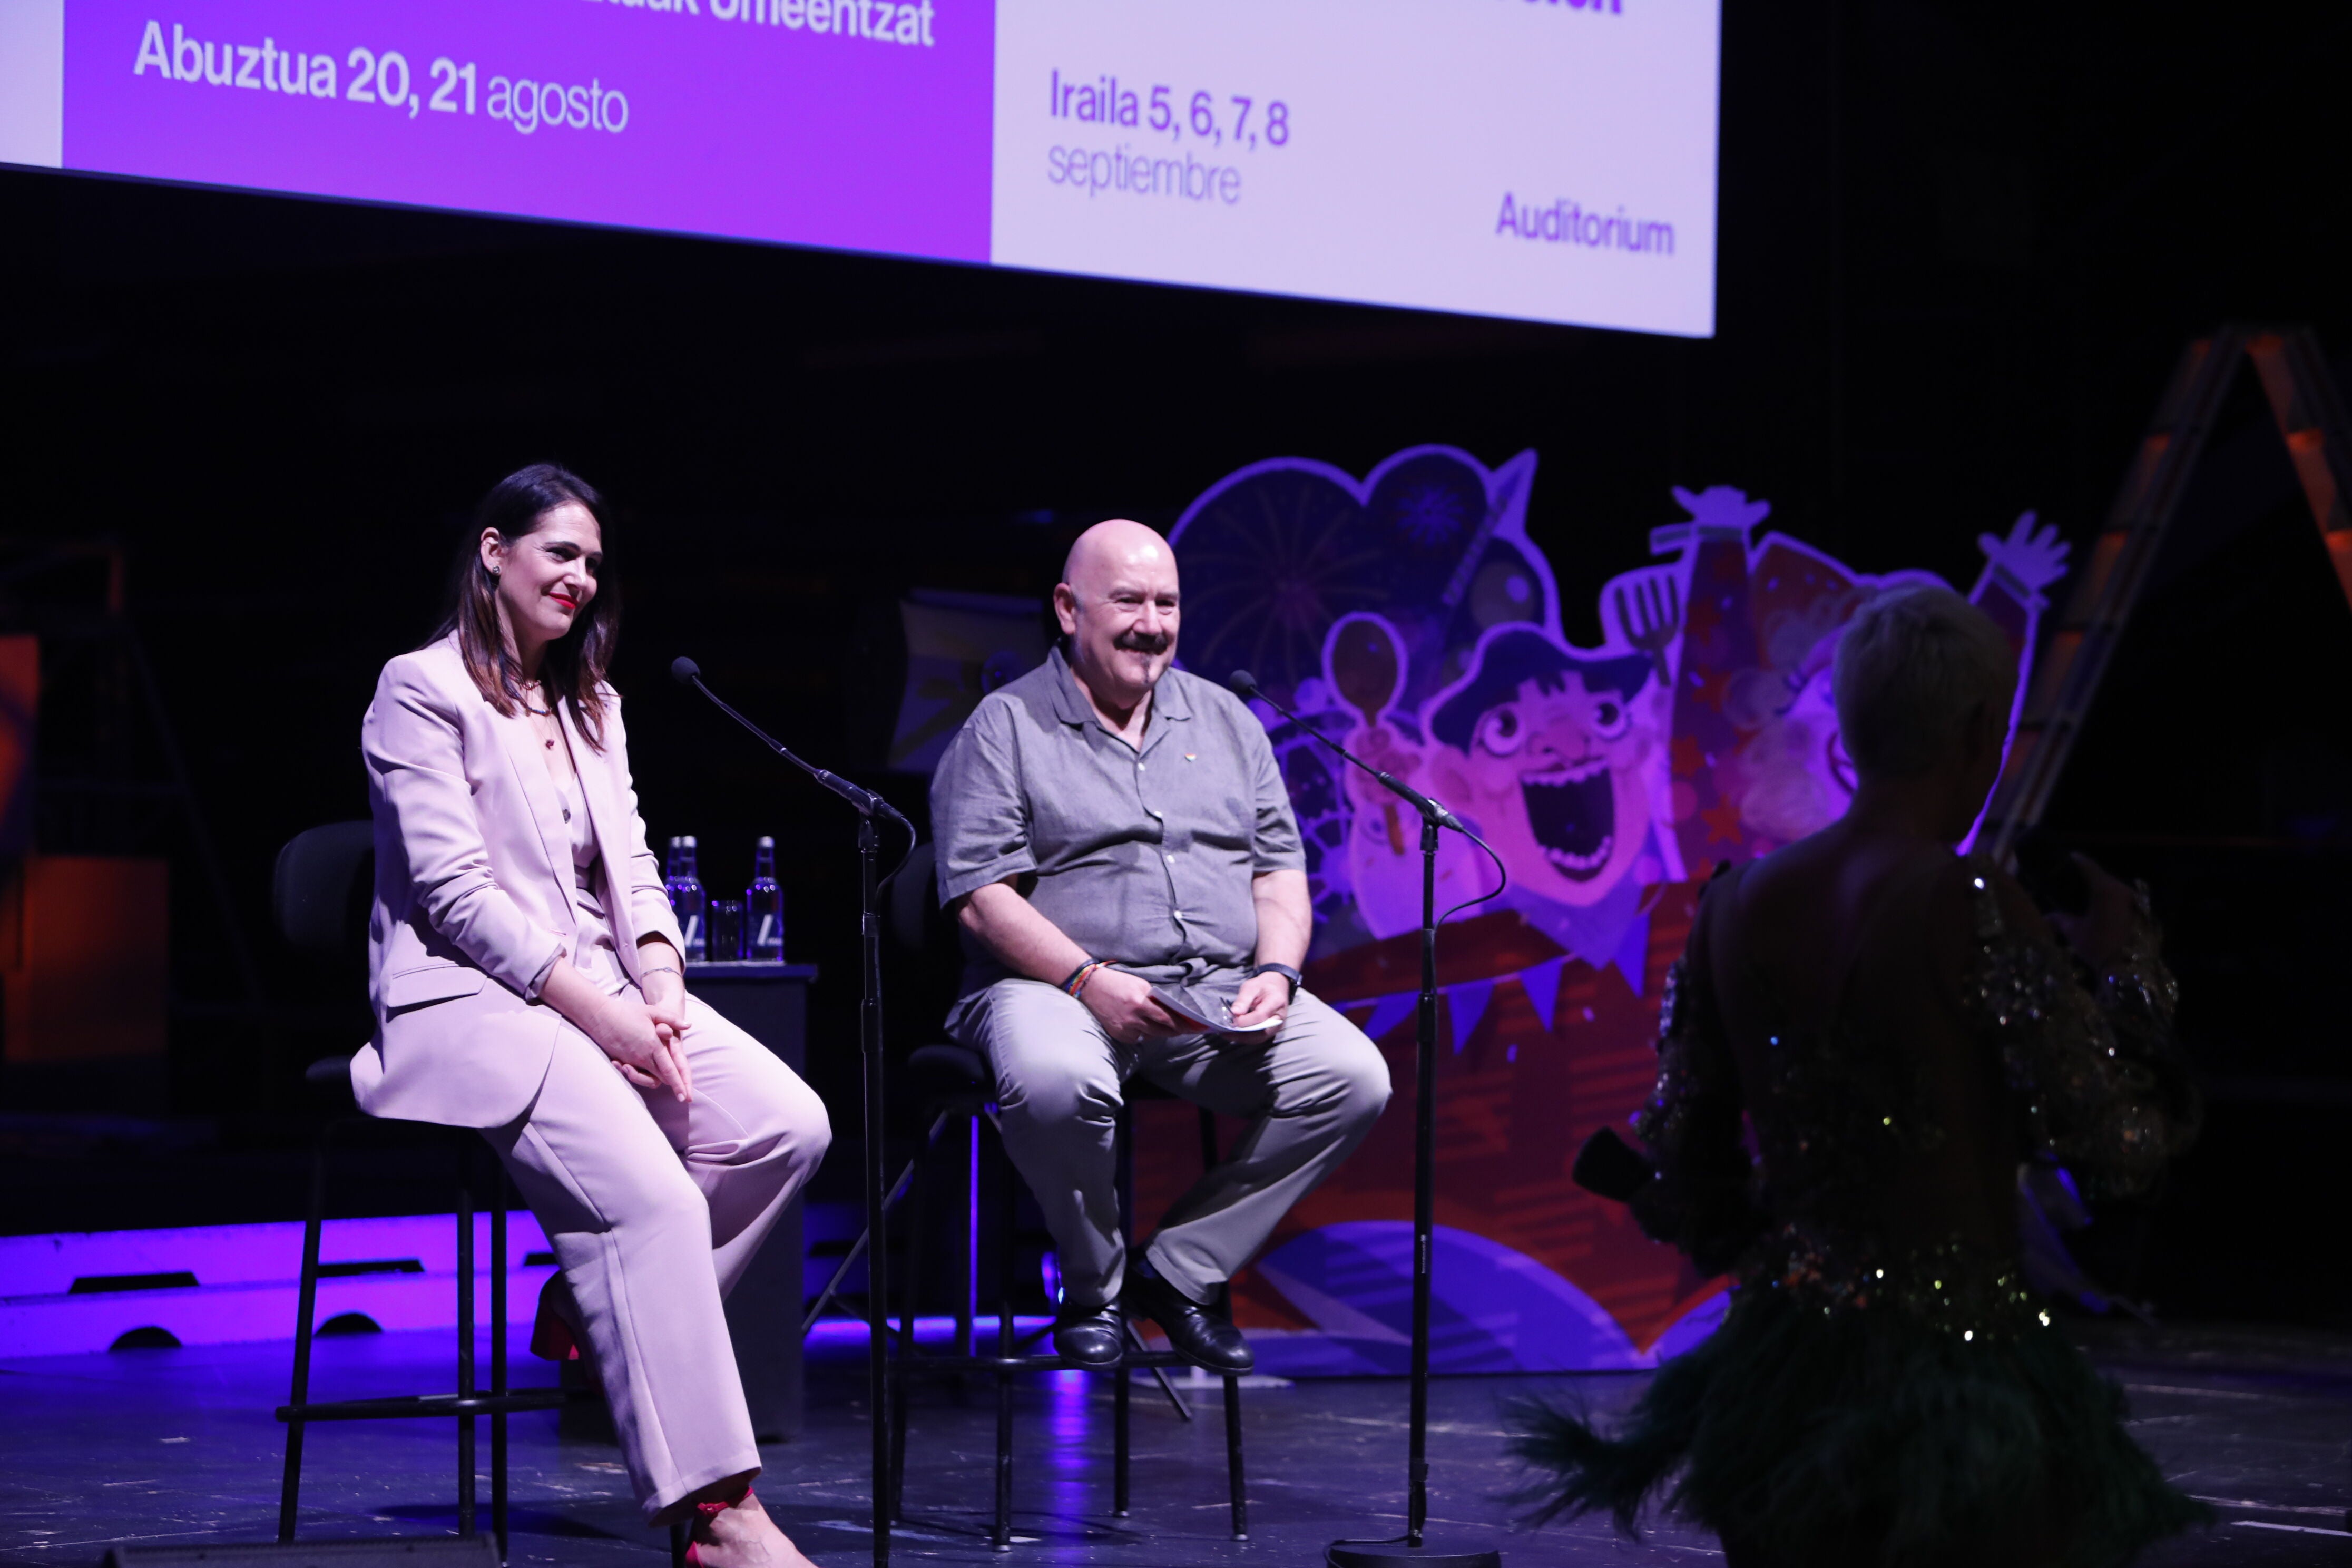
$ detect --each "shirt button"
[1138,762,1147,770]
[1173,910,1185,919]
[1165,854,1175,863]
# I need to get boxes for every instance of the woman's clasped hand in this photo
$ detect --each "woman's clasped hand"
[541,956,695,1102]
[602,991,694,1102]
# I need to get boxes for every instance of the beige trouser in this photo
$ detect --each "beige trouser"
[948,978,1390,1309]
[483,993,830,1522]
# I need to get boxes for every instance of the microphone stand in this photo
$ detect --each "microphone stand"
[673,660,908,1568]
[1232,677,1501,1568]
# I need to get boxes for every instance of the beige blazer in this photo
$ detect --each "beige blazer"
[351,634,685,1129]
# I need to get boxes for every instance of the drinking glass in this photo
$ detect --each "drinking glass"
[707,899,748,962]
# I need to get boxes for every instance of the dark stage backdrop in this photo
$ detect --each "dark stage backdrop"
[1,0,2347,1330]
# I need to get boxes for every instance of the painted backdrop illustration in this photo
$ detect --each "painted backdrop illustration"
[1133,446,2063,1373]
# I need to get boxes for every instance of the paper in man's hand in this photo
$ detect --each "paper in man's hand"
[1149,979,1282,1036]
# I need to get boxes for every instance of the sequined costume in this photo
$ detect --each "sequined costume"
[1508,855,2206,1567]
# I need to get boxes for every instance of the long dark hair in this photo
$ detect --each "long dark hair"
[433,464,620,750]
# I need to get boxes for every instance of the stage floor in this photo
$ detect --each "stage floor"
[0,1319,2344,1565]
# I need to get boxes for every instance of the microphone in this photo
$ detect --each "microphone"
[1229,669,1466,833]
[671,655,906,825]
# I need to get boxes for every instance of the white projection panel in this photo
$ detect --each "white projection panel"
[19,0,1719,335]
[991,0,1720,335]
[0,0,64,169]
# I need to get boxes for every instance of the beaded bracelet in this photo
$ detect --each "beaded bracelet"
[1062,959,1108,998]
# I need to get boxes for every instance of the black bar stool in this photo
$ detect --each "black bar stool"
[271,822,564,1561]
[848,839,1250,1548]
[884,1044,1250,1550]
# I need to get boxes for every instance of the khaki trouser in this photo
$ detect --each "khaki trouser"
[484,993,830,1522]
[948,978,1390,1308]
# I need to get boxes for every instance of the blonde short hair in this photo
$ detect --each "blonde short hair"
[1831,586,2017,777]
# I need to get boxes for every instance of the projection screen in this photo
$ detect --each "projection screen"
[2,0,1720,335]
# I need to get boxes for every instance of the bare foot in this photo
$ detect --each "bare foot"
[690,1490,817,1568]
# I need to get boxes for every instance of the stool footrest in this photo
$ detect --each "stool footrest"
[277,1389,569,1423]
[893,1348,1206,1376]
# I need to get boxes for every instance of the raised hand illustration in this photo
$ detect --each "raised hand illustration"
[1977,511,2070,599]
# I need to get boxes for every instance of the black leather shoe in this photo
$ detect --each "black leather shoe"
[1052,1302,1125,1368]
[1124,1265,1255,1374]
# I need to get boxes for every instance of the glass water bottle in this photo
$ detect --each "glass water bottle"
[747,836,784,961]
[664,835,707,961]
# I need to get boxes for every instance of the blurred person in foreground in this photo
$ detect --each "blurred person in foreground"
[1508,586,2204,1566]
[357,464,830,1567]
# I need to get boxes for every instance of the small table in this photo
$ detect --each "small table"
[687,960,818,1443]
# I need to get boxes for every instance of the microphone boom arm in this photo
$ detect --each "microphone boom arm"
[1230,671,1465,832]
[672,658,904,824]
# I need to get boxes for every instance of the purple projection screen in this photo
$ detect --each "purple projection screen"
[2,1,1721,335]
[59,1,994,263]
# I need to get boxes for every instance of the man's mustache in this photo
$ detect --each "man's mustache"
[1114,631,1173,654]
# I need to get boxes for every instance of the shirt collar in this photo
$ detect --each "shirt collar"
[1154,670,1194,722]
[1046,645,1090,727]
[1046,645,1193,729]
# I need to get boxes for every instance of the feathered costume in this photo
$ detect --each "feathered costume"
[1509,858,2206,1567]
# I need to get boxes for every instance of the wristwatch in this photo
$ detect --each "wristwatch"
[1246,962,1302,1001]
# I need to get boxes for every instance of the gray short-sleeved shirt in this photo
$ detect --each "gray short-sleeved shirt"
[931,647,1304,997]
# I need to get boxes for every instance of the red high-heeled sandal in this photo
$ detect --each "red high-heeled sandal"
[683,1488,754,1567]
[528,1311,574,1362]
[530,1275,604,1396]
[528,1277,582,1363]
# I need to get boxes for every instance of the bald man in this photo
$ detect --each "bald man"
[930,520,1391,1371]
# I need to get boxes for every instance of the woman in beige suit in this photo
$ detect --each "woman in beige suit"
[357,464,829,1568]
